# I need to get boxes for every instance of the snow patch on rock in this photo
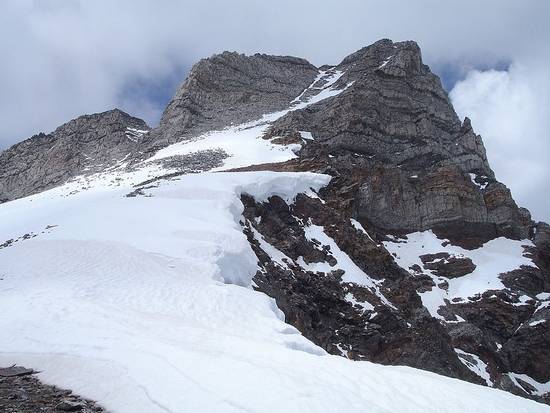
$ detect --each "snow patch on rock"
[384,231,536,318]
[302,224,395,309]
[455,348,493,386]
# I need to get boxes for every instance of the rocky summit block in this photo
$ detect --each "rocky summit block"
[142,51,319,152]
[267,39,532,244]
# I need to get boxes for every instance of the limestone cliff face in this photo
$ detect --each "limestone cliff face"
[272,40,490,174]
[267,39,531,242]
[0,109,149,202]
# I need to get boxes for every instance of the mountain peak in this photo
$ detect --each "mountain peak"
[1,40,549,408]
[52,108,149,136]
[339,39,424,74]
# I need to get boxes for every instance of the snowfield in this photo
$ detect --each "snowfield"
[1,171,548,413]
[1,71,549,412]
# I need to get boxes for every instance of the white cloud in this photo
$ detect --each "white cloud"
[450,60,550,223]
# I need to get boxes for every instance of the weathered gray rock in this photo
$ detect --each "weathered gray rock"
[0,109,149,201]
[141,51,319,153]
[156,149,228,172]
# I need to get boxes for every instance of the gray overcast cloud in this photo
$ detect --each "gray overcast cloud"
[1,0,548,221]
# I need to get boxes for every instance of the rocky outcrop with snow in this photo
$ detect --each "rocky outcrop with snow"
[233,40,549,403]
[142,52,319,152]
[0,109,149,201]
[267,39,531,241]
[0,39,549,411]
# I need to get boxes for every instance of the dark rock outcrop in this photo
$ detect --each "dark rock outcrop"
[420,252,476,278]
[0,366,104,412]
[241,192,483,384]
[241,170,550,403]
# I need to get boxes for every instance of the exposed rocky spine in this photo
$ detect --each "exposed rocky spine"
[141,52,319,152]
[0,109,149,202]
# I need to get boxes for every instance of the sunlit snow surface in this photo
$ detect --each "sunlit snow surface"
[1,72,548,412]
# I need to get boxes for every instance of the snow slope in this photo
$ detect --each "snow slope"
[1,172,548,413]
[1,72,548,412]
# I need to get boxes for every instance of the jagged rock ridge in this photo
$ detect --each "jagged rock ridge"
[0,109,149,201]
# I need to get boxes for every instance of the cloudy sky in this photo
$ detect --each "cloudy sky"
[1,0,548,221]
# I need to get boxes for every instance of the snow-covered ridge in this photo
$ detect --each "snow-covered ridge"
[1,170,548,412]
